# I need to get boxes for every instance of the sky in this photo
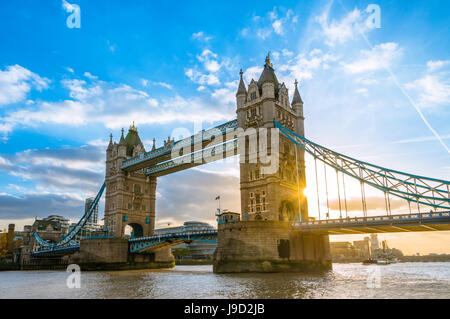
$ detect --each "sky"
[0,0,449,255]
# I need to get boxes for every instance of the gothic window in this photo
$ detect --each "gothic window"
[255,169,260,179]
[249,171,253,181]
[250,92,257,100]
[251,108,257,116]
[134,184,141,194]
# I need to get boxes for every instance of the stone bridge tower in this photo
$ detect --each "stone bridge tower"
[236,53,308,223]
[104,124,156,238]
[214,54,331,273]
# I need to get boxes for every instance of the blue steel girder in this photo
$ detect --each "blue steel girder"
[293,211,450,234]
[121,119,238,172]
[129,230,218,253]
[274,120,450,210]
[33,182,106,249]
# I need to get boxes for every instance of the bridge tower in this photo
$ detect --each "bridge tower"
[236,53,308,222]
[214,54,331,273]
[104,124,157,238]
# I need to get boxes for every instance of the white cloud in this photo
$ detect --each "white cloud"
[84,72,98,80]
[272,20,283,35]
[427,60,450,72]
[282,49,294,57]
[1,74,234,137]
[141,79,173,90]
[185,68,220,86]
[62,0,78,12]
[211,88,235,105]
[242,7,298,40]
[342,42,402,74]
[244,66,263,83]
[405,74,450,108]
[0,65,50,106]
[192,31,213,42]
[316,7,374,46]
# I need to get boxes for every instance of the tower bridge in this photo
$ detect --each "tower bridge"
[30,53,450,273]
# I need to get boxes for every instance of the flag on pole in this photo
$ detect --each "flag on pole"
[215,195,220,200]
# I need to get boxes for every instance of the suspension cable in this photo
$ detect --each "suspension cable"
[359,167,367,217]
[342,169,348,218]
[324,162,330,219]
[336,169,342,219]
[314,156,321,220]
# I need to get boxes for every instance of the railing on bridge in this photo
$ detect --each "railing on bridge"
[129,230,218,253]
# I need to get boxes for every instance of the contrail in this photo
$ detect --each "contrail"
[337,0,450,155]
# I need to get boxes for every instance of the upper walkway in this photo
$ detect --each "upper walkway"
[120,119,238,173]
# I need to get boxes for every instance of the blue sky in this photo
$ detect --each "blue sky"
[0,0,449,254]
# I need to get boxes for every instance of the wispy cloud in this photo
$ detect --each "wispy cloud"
[0,65,50,106]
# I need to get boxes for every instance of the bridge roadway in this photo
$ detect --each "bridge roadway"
[292,211,450,235]
[31,211,450,256]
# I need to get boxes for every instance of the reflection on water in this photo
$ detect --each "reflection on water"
[0,262,449,299]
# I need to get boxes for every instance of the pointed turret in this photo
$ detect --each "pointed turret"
[107,133,113,150]
[258,52,279,98]
[236,69,247,96]
[119,128,126,145]
[124,123,145,157]
[292,79,303,105]
[152,138,156,151]
[236,69,247,108]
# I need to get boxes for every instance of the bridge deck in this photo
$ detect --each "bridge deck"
[293,211,450,235]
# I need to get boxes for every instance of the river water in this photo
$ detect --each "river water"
[0,262,449,299]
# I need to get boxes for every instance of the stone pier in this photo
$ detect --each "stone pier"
[213,221,331,273]
[69,238,174,270]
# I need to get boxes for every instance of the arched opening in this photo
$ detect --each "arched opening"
[279,200,296,222]
[124,223,144,239]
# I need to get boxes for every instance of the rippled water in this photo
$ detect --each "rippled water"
[0,262,449,299]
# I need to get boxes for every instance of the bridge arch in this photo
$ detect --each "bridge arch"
[124,222,144,238]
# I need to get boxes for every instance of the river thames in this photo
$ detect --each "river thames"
[0,262,449,299]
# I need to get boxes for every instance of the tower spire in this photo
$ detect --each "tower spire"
[292,79,303,105]
[265,52,273,68]
[119,128,125,145]
[236,68,247,96]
